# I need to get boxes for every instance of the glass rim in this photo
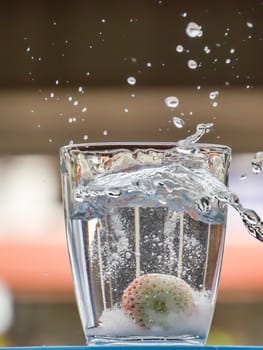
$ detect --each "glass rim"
[60,141,231,153]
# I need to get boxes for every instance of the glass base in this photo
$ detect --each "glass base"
[87,335,206,346]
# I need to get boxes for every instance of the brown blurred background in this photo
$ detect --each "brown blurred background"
[0,0,263,346]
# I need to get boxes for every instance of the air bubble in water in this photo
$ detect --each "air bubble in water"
[185,22,203,38]
[196,196,211,213]
[176,45,184,53]
[187,59,198,70]
[209,91,219,99]
[172,117,185,129]
[127,76,136,85]
[165,96,179,109]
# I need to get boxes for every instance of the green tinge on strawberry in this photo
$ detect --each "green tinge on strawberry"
[121,273,194,329]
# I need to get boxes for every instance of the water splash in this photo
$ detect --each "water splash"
[70,123,263,244]
[178,123,214,144]
[251,152,263,174]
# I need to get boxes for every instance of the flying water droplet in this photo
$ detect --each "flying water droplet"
[209,91,219,99]
[172,117,185,129]
[127,76,136,85]
[83,134,89,140]
[187,59,198,70]
[103,130,108,136]
[212,101,218,107]
[204,46,211,54]
[185,22,203,38]
[246,21,254,28]
[165,96,179,109]
[82,107,87,113]
[146,62,152,67]
[230,48,235,54]
[176,45,184,53]
[181,12,187,17]
[50,92,55,98]
[124,108,129,113]
[225,58,231,64]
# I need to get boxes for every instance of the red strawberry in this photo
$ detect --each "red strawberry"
[121,273,194,329]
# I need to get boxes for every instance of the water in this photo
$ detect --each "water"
[62,125,263,344]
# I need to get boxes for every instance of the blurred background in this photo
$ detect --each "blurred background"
[0,0,263,346]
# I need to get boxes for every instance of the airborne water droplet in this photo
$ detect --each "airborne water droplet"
[164,96,179,109]
[204,46,211,54]
[172,117,185,129]
[127,76,136,85]
[185,22,203,38]
[212,101,218,107]
[246,21,254,28]
[176,45,184,53]
[209,91,219,99]
[187,59,198,70]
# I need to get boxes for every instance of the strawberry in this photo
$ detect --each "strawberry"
[121,273,194,329]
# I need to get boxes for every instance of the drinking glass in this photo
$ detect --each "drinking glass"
[60,142,231,345]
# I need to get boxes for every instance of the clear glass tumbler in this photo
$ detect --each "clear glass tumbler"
[60,142,231,345]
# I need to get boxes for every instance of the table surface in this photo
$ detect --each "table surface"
[0,346,262,350]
